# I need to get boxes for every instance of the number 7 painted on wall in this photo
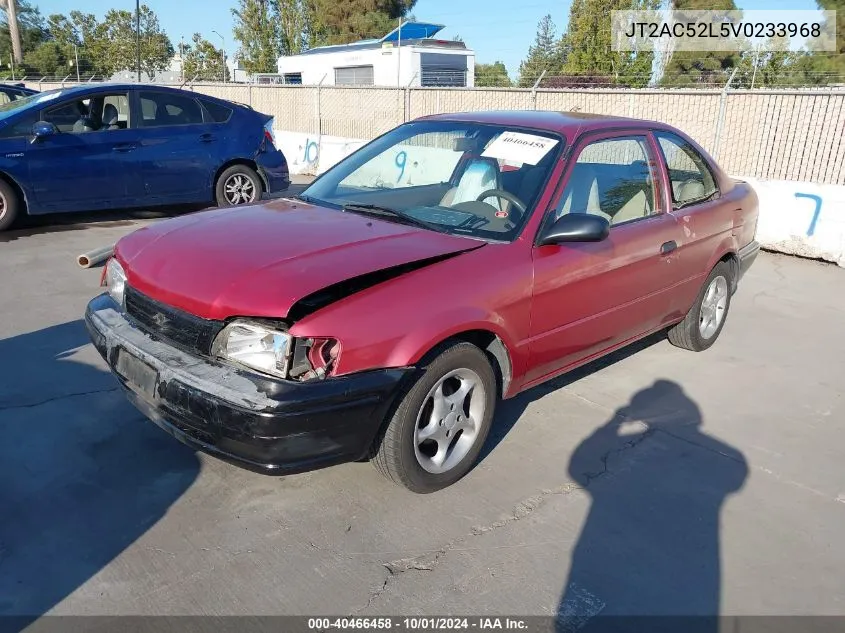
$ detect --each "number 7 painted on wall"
[794,192,822,237]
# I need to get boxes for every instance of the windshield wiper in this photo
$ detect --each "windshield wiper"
[341,203,445,233]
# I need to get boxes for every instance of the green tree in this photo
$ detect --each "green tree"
[475,61,511,87]
[0,0,46,59]
[660,0,742,87]
[277,0,321,54]
[183,33,230,81]
[23,39,64,75]
[233,0,279,72]
[517,15,565,87]
[313,0,416,45]
[92,5,173,79]
[560,0,657,87]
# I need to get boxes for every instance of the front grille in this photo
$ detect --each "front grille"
[125,286,224,356]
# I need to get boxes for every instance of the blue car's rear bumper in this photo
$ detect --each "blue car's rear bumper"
[257,149,290,194]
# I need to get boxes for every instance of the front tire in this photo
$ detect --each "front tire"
[0,178,20,232]
[370,342,497,493]
[668,261,733,352]
[215,164,261,207]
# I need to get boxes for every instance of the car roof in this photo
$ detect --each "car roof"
[417,110,672,136]
[36,83,232,102]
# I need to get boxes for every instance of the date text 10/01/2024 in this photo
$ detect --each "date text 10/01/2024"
[308,617,530,630]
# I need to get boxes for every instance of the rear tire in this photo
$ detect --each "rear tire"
[668,261,733,352]
[0,178,20,232]
[370,342,497,493]
[215,164,262,207]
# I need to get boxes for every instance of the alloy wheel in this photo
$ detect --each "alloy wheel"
[413,368,486,474]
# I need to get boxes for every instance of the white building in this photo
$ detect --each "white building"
[269,22,475,88]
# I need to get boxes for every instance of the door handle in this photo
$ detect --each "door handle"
[199,133,216,143]
[112,143,137,153]
[661,240,677,255]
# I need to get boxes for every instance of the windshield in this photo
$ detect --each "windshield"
[301,120,563,242]
[0,89,60,118]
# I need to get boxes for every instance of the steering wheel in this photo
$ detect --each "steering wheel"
[476,189,527,216]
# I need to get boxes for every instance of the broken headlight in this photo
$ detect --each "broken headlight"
[211,320,293,379]
[105,258,127,308]
[212,320,339,381]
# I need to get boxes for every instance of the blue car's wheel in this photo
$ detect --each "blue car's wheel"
[0,179,19,232]
[215,165,261,207]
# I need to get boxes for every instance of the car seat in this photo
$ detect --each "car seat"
[440,158,501,209]
[102,103,122,131]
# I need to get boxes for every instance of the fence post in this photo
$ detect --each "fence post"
[712,68,738,161]
[316,74,327,172]
[531,70,547,110]
[248,82,253,108]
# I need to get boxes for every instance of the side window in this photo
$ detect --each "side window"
[656,132,718,208]
[0,92,10,105]
[139,92,204,127]
[200,99,233,123]
[43,93,130,133]
[0,112,38,138]
[556,136,657,226]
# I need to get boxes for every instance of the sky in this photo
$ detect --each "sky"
[41,0,821,78]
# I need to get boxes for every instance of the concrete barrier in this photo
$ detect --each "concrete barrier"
[274,130,845,269]
[742,178,845,268]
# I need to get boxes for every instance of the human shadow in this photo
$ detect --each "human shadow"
[555,380,748,633]
[0,320,201,626]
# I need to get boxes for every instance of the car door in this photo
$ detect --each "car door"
[128,90,215,202]
[26,91,135,211]
[653,131,729,313]
[525,131,687,386]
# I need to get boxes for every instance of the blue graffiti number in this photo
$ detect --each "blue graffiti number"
[794,192,822,237]
[304,139,319,164]
[395,151,407,183]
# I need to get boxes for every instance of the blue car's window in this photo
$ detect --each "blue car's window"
[200,99,232,123]
[139,92,204,127]
[43,92,130,133]
[0,91,43,115]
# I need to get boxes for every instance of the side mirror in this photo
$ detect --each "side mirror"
[31,121,58,143]
[537,213,610,246]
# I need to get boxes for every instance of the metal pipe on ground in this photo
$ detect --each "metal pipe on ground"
[77,245,115,268]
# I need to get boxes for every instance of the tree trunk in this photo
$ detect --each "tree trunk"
[6,0,22,63]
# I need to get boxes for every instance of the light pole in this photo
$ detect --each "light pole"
[74,44,80,82]
[211,30,225,83]
[135,0,141,81]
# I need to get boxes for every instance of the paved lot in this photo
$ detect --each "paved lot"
[1,191,843,625]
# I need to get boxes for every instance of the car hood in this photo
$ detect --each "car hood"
[116,198,484,321]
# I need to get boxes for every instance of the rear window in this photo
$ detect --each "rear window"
[201,99,233,123]
[139,91,204,127]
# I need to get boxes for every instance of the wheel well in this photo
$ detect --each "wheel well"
[213,159,265,195]
[451,330,513,398]
[0,171,27,214]
[719,251,739,292]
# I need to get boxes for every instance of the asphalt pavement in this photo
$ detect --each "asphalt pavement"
[1,186,843,625]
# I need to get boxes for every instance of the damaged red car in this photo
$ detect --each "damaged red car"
[85,110,760,492]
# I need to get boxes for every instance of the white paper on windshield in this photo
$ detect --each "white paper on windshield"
[481,131,559,165]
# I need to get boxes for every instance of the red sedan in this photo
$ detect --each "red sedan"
[86,110,760,492]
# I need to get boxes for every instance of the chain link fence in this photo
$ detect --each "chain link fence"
[17,80,845,185]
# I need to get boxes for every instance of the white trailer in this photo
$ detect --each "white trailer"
[273,22,475,88]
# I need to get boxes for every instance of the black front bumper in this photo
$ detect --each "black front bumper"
[85,293,410,475]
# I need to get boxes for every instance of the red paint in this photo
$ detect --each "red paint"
[113,111,758,398]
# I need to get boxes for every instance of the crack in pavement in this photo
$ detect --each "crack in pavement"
[352,425,657,615]
[0,386,120,412]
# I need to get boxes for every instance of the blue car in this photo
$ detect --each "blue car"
[0,83,289,231]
